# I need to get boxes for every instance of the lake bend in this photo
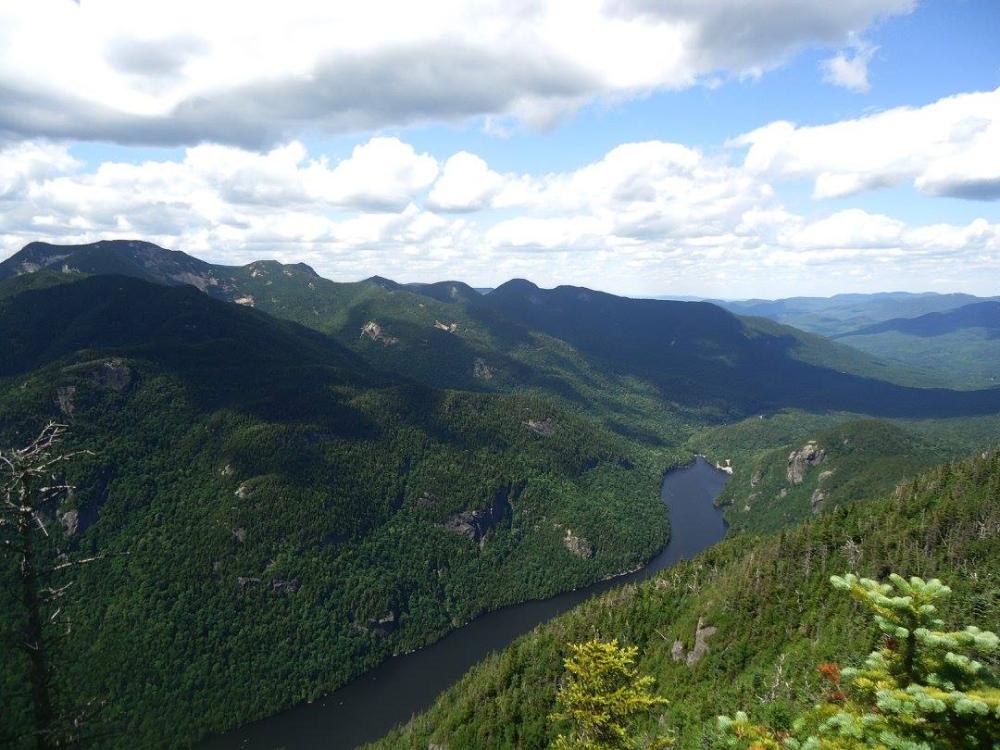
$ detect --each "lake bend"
[202,456,730,750]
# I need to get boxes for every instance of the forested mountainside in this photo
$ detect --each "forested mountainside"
[833,300,1000,390]
[9,241,1000,424]
[713,292,994,337]
[3,241,1000,748]
[687,410,1000,533]
[371,450,1000,749]
[0,275,674,747]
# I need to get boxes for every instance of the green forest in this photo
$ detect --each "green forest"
[2,243,999,748]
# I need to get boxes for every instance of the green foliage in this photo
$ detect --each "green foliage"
[719,573,1000,749]
[689,412,1000,534]
[370,451,1000,749]
[549,640,670,750]
[0,275,679,747]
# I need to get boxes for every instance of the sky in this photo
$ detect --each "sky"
[0,0,998,298]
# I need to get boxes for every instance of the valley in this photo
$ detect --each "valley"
[1,241,998,749]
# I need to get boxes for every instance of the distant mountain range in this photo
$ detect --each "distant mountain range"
[650,290,1000,390]
[2,239,999,748]
[706,291,996,337]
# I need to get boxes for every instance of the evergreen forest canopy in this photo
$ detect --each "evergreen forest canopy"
[0,239,998,748]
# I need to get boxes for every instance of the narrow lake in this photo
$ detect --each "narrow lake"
[203,456,729,750]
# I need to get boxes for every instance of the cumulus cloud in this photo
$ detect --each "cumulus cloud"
[0,0,914,147]
[3,132,997,297]
[734,87,1000,200]
[427,152,506,212]
[822,41,876,92]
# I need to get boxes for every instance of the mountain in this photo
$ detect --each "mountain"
[709,291,993,337]
[478,279,1000,418]
[834,301,1000,390]
[837,300,1000,338]
[4,240,1000,747]
[371,449,1000,749]
[0,274,676,747]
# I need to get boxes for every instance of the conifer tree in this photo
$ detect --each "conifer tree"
[718,573,1000,749]
[550,639,671,750]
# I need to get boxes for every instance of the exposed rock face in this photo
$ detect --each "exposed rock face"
[671,617,717,666]
[90,359,132,391]
[439,484,519,544]
[235,482,252,499]
[58,509,79,537]
[472,357,495,380]
[810,489,826,514]
[715,459,733,475]
[360,320,399,346]
[441,511,481,541]
[525,418,556,437]
[271,579,300,595]
[234,295,255,307]
[819,469,835,482]
[220,463,235,476]
[670,640,686,662]
[55,386,76,415]
[232,527,247,543]
[433,320,458,333]
[750,470,762,487]
[787,442,825,484]
[237,576,261,590]
[369,612,397,635]
[563,529,594,559]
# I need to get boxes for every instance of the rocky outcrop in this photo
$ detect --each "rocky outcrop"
[90,359,132,391]
[360,320,399,346]
[433,320,458,333]
[524,418,556,437]
[563,529,594,559]
[58,509,79,537]
[441,511,481,541]
[231,527,247,543]
[810,489,826,514]
[271,579,300,595]
[472,358,495,380]
[55,386,76,415]
[787,442,825,484]
[237,576,261,590]
[439,483,519,544]
[235,482,252,499]
[750,470,762,487]
[234,295,255,307]
[670,617,717,667]
[369,612,397,635]
[715,459,733,475]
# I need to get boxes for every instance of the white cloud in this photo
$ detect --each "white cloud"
[1,132,998,297]
[734,87,1000,200]
[0,141,80,199]
[822,41,876,92]
[427,152,505,212]
[0,0,914,147]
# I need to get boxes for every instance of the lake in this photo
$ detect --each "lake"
[202,456,729,750]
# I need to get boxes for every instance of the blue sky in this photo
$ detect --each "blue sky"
[1,0,998,297]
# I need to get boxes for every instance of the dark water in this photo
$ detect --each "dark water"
[202,457,729,750]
